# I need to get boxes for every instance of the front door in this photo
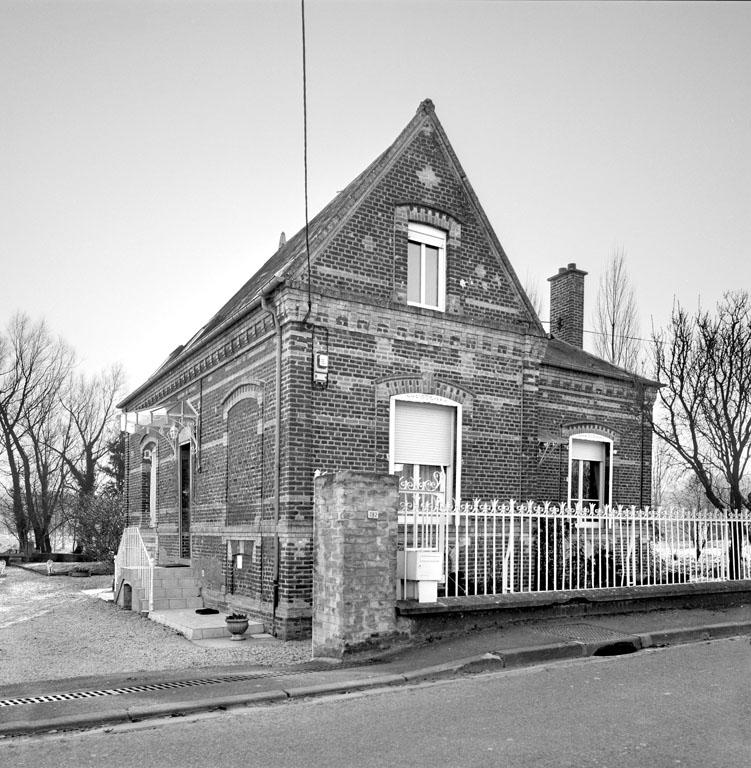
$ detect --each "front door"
[179,442,191,559]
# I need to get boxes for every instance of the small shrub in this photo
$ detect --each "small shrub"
[71,492,125,570]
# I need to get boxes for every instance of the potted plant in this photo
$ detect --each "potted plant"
[225,612,249,641]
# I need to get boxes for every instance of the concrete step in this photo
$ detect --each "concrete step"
[151,596,204,611]
[148,609,264,640]
[152,585,200,599]
[152,568,196,585]
[152,572,198,583]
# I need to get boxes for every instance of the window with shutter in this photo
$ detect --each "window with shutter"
[390,396,461,505]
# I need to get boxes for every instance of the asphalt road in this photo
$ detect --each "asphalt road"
[5,637,750,768]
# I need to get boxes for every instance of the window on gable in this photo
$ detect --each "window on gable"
[407,222,446,311]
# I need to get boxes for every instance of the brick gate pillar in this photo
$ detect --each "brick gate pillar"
[312,470,401,659]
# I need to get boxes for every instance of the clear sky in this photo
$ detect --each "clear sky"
[3,0,750,394]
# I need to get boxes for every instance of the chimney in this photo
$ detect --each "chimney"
[547,263,588,348]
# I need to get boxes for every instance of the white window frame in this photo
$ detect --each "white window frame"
[407,222,447,312]
[567,432,613,512]
[389,393,462,504]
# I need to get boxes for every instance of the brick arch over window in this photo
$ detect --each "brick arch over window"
[376,374,474,413]
[221,382,264,421]
[562,422,619,443]
[395,205,462,244]
[138,429,161,448]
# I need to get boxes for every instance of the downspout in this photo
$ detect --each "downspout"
[124,433,130,526]
[519,359,525,500]
[639,382,645,508]
[558,419,563,503]
[261,293,282,635]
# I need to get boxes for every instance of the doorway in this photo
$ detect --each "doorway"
[179,442,191,559]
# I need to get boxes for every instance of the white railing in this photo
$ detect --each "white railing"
[397,470,446,551]
[397,472,446,599]
[114,526,154,612]
[397,500,751,599]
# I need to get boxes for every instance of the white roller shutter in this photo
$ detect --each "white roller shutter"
[571,439,606,462]
[394,401,454,465]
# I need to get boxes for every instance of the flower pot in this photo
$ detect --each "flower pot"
[225,617,249,641]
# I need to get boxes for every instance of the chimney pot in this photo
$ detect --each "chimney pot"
[567,262,577,270]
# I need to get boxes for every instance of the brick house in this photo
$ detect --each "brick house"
[118,100,658,639]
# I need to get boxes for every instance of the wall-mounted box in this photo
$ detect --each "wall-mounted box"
[397,549,443,581]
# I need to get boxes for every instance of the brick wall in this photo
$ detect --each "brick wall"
[226,398,263,524]
[312,471,401,658]
[121,107,656,639]
[536,365,654,507]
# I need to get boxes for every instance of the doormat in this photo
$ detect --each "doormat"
[195,608,220,615]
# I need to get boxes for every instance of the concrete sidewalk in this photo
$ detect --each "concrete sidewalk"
[2,604,749,738]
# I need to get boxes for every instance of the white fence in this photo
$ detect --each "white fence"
[398,500,751,599]
[114,526,154,612]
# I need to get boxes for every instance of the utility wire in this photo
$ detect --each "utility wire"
[540,319,652,344]
[301,0,312,323]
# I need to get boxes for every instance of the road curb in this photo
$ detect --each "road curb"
[125,690,290,720]
[0,709,132,738]
[497,642,585,667]
[2,621,749,738]
[637,620,751,650]
[285,673,406,699]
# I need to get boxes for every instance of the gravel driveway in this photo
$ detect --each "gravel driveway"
[0,566,310,687]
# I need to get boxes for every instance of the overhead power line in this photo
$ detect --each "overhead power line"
[540,319,652,344]
[301,0,312,323]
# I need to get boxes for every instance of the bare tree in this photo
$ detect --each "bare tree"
[0,314,74,551]
[652,291,751,577]
[651,431,683,508]
[523,272,543,319]
[593,249,641,371]
[61,365,123,498]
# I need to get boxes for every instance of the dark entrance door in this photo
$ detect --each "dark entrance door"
[179,442,191,559]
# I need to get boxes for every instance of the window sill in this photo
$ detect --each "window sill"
[407,301,445,313]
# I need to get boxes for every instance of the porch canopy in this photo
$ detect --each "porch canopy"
[120,396,199,453]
